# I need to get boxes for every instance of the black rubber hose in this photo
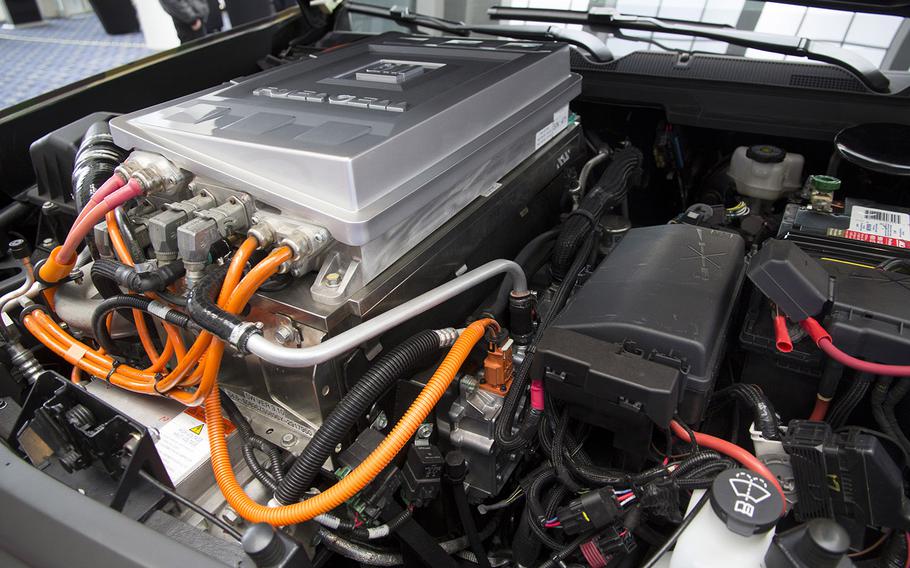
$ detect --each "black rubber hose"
[274,330,444,505]
[550,146,642,281]
[495,234,596,451]
[483,228,561,319]
[92,258,185,294]
[90,264,166,356]
[713,384,781,440]
[91,294,193,355]
[828,372,873,429]
[185,266,249,341]
[72,121,127,212]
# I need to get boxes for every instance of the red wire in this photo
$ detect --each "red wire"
[669,420,786,511]
[809,397,830,421]
[801,318,910,377]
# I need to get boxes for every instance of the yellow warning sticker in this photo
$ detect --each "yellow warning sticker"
[189,424,204,435]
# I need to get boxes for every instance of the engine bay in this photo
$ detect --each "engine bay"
[2,27,910,568]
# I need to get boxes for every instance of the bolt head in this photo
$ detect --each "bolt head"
[274,326,295,345]
[417,423,433,439]
[324,272,341,287]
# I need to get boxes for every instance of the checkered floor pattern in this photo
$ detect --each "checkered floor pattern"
[0,14,156,110]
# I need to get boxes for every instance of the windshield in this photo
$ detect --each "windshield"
[351,0,910,71]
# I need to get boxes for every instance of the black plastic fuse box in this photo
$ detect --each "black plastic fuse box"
[538,224,746,425]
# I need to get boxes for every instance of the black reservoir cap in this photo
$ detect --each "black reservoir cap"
[711,468,784,536]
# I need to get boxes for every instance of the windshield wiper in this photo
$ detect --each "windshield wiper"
[343,2,614,62]
[487,5,890,93]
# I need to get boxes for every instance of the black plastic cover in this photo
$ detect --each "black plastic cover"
[535,328,681,427]
[548,224,745,423]
[783,420,910,546]
[747,239,831,321]
[827,261,910,365]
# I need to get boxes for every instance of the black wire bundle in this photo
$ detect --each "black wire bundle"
[494,233,598,452]
[828,372,874,429]
[710,384,781,440]
[220,390,285,492]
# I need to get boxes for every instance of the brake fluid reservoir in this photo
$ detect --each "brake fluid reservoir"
[669,469,783,568]
[729,145,805,201]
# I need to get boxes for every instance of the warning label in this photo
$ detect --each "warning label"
[845,206,910,249]
[154,409,234,485]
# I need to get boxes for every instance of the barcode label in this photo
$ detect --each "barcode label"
[848,206,910,243]
[860,209,903,224]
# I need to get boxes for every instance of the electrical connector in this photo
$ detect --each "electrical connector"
[579,524,637,568]
[555,487,621,535]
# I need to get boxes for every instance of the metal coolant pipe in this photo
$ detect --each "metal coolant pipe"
[246,259,527,368]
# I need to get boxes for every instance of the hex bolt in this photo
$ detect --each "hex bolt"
[324,272,342,288]
[274,325,295,345]
[41,238,55,248]
[373,411,388,430]
[417,423,434,439]
[281,432,297,447]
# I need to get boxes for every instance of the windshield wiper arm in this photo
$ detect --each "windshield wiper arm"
[343,2,613,62]
[488,5,890,93]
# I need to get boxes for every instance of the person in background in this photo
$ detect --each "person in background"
[159,0,210,43]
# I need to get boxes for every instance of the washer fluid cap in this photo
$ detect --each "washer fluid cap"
[710,468,783,536]
[746,145,786,164]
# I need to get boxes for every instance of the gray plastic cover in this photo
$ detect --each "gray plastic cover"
[110,35,580,246]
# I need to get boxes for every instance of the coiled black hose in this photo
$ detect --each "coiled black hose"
[92,258,185,294]
[72,121,127,213]
[549,146,642,281]
[274,330,444,505]
[713,384,781,440]
[90,294,193,355]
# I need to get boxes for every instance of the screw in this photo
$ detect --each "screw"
[0,400,7,411]
[41,238,55,248]
[274,325,295,345]
[373,412,388,430]
[281,433,297,447]
[324,272,341,288]
[42,202,57,213]
[417,423,433,439]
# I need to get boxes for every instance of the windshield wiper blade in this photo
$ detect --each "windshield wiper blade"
[343,2,614,62]
[488,5,890,93]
